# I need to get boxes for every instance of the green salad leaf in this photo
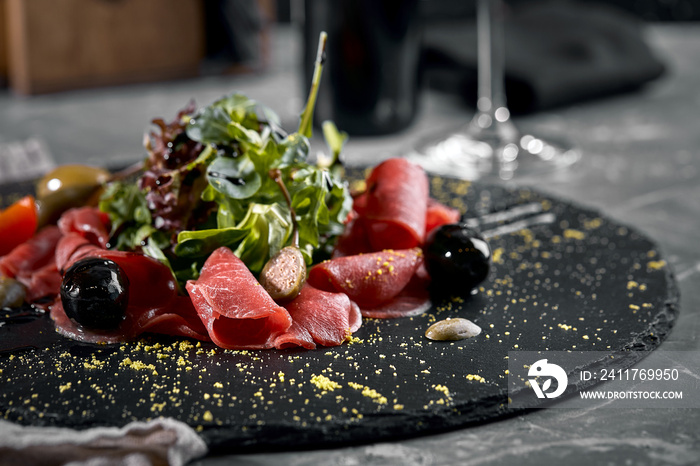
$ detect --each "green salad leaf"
[175,92,351,274]
[98,182,156,250]
[99,33,348,286]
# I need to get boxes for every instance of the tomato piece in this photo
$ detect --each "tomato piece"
[0,196,39,256]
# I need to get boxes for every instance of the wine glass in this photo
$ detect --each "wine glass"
[408,0,580,181]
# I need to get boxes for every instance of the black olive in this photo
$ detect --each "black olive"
[425,223,491,295]
[60,258,130,330]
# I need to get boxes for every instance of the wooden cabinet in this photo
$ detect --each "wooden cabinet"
[0,0,7,83]
[5,0,206,94]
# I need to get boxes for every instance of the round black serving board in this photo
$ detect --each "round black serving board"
[0,174,679,452]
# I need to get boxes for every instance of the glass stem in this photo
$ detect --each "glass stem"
[471,0,516,140]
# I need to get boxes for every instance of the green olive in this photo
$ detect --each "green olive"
[259,246,307,302]
[36,165,111,226]
[0,276,26,309]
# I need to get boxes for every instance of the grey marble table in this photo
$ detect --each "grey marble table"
[1,23,699,466]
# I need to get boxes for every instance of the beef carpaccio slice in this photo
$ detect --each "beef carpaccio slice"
[307,248,429,317]
[57,206,111,248]
[1,207,115,303]
[186,247,292,349]
[425,198,460,237]
[359,274,431,319]
[0,226,63,301]
[274,284,362,350]
[50,245,210,344]
[362,158,429,251]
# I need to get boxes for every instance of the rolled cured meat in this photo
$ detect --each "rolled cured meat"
[363,158,428,251]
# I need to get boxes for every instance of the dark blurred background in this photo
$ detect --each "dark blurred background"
[278,0,700,23]
[0,0,696,96]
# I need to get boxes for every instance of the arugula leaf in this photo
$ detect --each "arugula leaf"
[320,120,348,168]
[278,133,310,167]
[233,202,293,273]
[186,93,278,146]
[175,227,250,258]
[179,81,352,275]
[206,155,262,200]
[185,106,232,144]
[99,182,154,250]
[102,35,350,286]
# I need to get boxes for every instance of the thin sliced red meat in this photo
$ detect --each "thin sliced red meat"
[57,207,111,248]
[308,248,424,309]
[1,208,110,305]
[425,198,460,237]
[50,247,209,344]
[334,160,456,258]
[55,233,100,273]
[25,263,62,303]
[332,214,372,259]
[352,191,369,216]
[274,284,362,349]
[50,296,209,344]
[335,198,460,259]
[0,226,62,279]
[131,296,209,341]
[363,158,428,250]
[360,274,431,319]
[273,321,316,350]
[186,247,292,349]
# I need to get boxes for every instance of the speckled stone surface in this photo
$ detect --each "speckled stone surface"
[1,22,699,466]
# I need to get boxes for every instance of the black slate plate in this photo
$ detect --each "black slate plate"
[0,174,679,452]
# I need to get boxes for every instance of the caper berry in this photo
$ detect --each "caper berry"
[259,246,307,302]
[60,258,130,330]
[425,223,491,295]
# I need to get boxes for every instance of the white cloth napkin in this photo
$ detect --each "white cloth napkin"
[0,417,207,466]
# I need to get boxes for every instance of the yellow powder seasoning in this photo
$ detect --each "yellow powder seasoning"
[563,229,586,240]
[466,374,486,383]
[120,358,157,375]
[647,260,666,270]
[584,218,602,230]
[434,384,450,397]
[310,374,342,392]
[348,382,388,405]
[346,335,363,345]
[151,402,166,414]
